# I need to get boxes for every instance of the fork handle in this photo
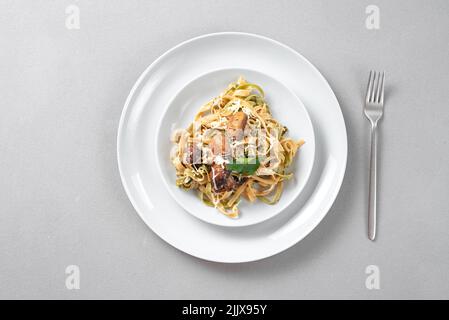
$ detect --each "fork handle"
[368,123,378,240]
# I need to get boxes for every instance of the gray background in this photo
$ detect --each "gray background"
[1,0,448,299]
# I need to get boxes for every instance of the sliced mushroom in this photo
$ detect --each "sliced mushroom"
[227,111,248,140]
[209,132,231,157]
[208,113,248,193]
[228,111,248,130]
[211,164,236,192]
[182,143,202,165]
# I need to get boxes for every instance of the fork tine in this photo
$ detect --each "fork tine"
[366,71,374,103]
[379,71,385,105]
[374,71,382,103]
[371,71,379,102]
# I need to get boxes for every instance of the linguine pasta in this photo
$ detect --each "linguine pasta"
[170,77,304,218]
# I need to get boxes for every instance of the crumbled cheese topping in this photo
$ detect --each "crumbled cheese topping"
[212,97,222,107]
[227,100,241,113]
[242,106,252,116]
[214,155,229,165]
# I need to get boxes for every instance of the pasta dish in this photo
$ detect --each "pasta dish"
[170,77,304,218]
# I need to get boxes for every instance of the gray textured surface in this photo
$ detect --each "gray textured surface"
[1,0,448,299]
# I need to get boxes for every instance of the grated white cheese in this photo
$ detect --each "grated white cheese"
[212,97,222,107]
[230,140,245,149]
[210,121,220,128]
[242,106,252,116]
[214,155,229,165]
[227,100,241,113]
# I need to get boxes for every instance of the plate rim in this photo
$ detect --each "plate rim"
[117,31,348,263]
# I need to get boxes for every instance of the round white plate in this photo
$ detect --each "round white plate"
[156,68,315,227]
[117,32,347,263]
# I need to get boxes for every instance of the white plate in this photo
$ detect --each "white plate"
[117,32,347,263]
[156,68,315,227]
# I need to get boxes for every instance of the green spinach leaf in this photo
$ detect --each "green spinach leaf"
[226,158,260,175]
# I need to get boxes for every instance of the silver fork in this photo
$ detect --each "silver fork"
[364,71,385,241]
